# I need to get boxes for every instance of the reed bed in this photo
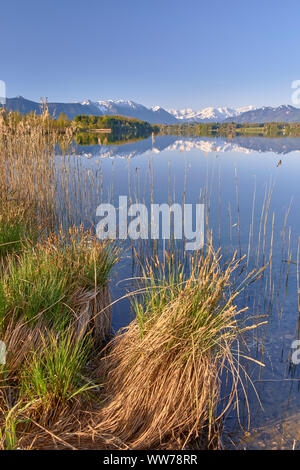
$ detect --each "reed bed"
[0,110,118,449]
[0,107,77,230]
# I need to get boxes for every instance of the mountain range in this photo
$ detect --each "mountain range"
[2,96,300,125]
[223,104,300,123]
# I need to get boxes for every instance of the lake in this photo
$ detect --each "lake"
[56,134,300,449]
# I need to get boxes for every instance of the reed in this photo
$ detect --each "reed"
[87,248,260,450]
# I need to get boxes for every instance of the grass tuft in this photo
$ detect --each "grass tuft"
[0,226,116,333]
[89,248,254,450]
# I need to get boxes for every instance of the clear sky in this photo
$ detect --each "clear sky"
[1,0,300,109]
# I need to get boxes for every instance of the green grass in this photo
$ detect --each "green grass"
[0,226,116,331]
[20,331,93,405]
[132,254,187,336]
[0,330,95,449]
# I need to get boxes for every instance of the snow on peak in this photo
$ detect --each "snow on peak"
[81,99,95,106]
[168,105,256,122]
[96,99,143,109]
[80,99,145,111]
[236,105,256,114]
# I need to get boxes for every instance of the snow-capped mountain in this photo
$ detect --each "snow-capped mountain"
[80,99,178,124]
[80,100,256,124]
[168,106,256,122]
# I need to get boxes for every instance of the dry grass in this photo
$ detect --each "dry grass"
[0,193,39,260]
[0,106,76,229]
[70,248,259,450]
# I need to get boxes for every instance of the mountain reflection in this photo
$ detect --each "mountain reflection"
[70,135,300,159]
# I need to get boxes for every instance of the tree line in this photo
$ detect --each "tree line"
[158,121,300,137]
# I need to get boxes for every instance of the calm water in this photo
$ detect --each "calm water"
[57,135,300,449]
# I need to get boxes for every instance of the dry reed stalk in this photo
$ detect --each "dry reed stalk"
[1,320,47,375]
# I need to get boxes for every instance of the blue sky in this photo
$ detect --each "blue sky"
[1,0,300,109]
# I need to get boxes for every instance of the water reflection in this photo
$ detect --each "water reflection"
[70,135,300,159]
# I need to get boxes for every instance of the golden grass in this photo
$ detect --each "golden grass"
[69,249,259,450]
